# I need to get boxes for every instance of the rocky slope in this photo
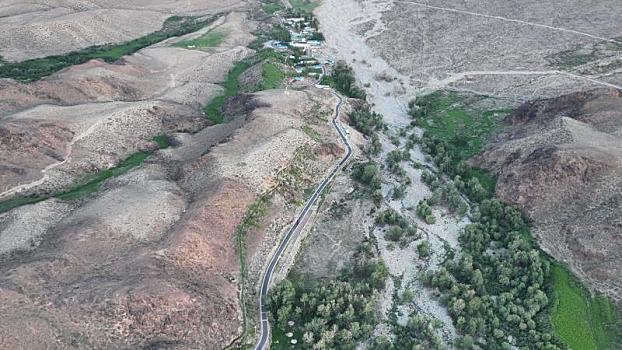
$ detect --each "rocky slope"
[474,88,622,300]
[317,0,622,305]
[0,3,346,348]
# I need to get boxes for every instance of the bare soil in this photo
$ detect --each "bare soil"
[0,0,246,61]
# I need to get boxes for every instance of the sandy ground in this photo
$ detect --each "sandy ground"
[321,0,622,101]
[316,0,622,342]
[316,0,471,345]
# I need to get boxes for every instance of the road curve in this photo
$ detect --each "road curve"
[252,90,353,350]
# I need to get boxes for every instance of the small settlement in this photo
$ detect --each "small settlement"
[265,9,332,86]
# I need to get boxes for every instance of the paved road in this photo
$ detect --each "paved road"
[252,90,353,350]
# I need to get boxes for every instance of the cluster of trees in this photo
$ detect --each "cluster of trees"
[408,96,438,121]
[269,239,389,349]
[369,313,445,350]
[422,201,565,349]
[391,181,410,200]
[332,61,367,99]
[270,25,292,43]
[386,149,410,176]
[409,98,567,349]
[349,105,385,137]
[416,240,431,258]
[0,16,218,82]
[419,135,491,203]
[420,170,469,217]
[375,209,419,247]
[367,133,382,156]
[416,200,436,224]
[385,149,413,199]
[351,162,383,205]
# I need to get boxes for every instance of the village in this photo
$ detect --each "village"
[264,8,334,88]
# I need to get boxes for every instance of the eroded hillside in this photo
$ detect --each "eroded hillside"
[475,88,622,300]
[0,2,348,348]
[0,0,245,61]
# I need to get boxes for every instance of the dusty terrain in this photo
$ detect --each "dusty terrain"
[316,0,622,307]
[0,3,347,347]
[0,12,253,199]
[0,0,245,61]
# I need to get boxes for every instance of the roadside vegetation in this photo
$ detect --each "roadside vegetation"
[346,103,384,157]
[409,92,622,349]
[349,105,385,136]
[0,136,171,214]
[233,195,272,346]
[269,238,388,349]
[0,16,218,82]
[331,61,367,99]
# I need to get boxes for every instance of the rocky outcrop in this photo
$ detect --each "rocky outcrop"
[474,88,622,300]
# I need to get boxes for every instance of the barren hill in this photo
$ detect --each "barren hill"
[0,5,347,348]
[474,88,622,300]
[0,0,245,61]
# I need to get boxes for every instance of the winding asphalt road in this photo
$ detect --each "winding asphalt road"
[252,90,353,350]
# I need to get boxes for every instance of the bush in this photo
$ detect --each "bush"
[417,240,431,258]
[416,200,436,224]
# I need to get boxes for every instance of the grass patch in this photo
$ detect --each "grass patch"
[551,264,621,350]
[152,135,172,149]
[412,91,504,193]
[0,195,46,214]
[55,152,150,201]
[204,61,251,124]
[289,0,318,13]
[174,28,229,49]
[0,16,218,82]
[203,49,288,123]
[414,92,507,159]
[261,62,286,89]
[262,2,284,14]
[0,136,171,213]
[545,36,622,70]
[0,152,149,212]
[465,167,497,194]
